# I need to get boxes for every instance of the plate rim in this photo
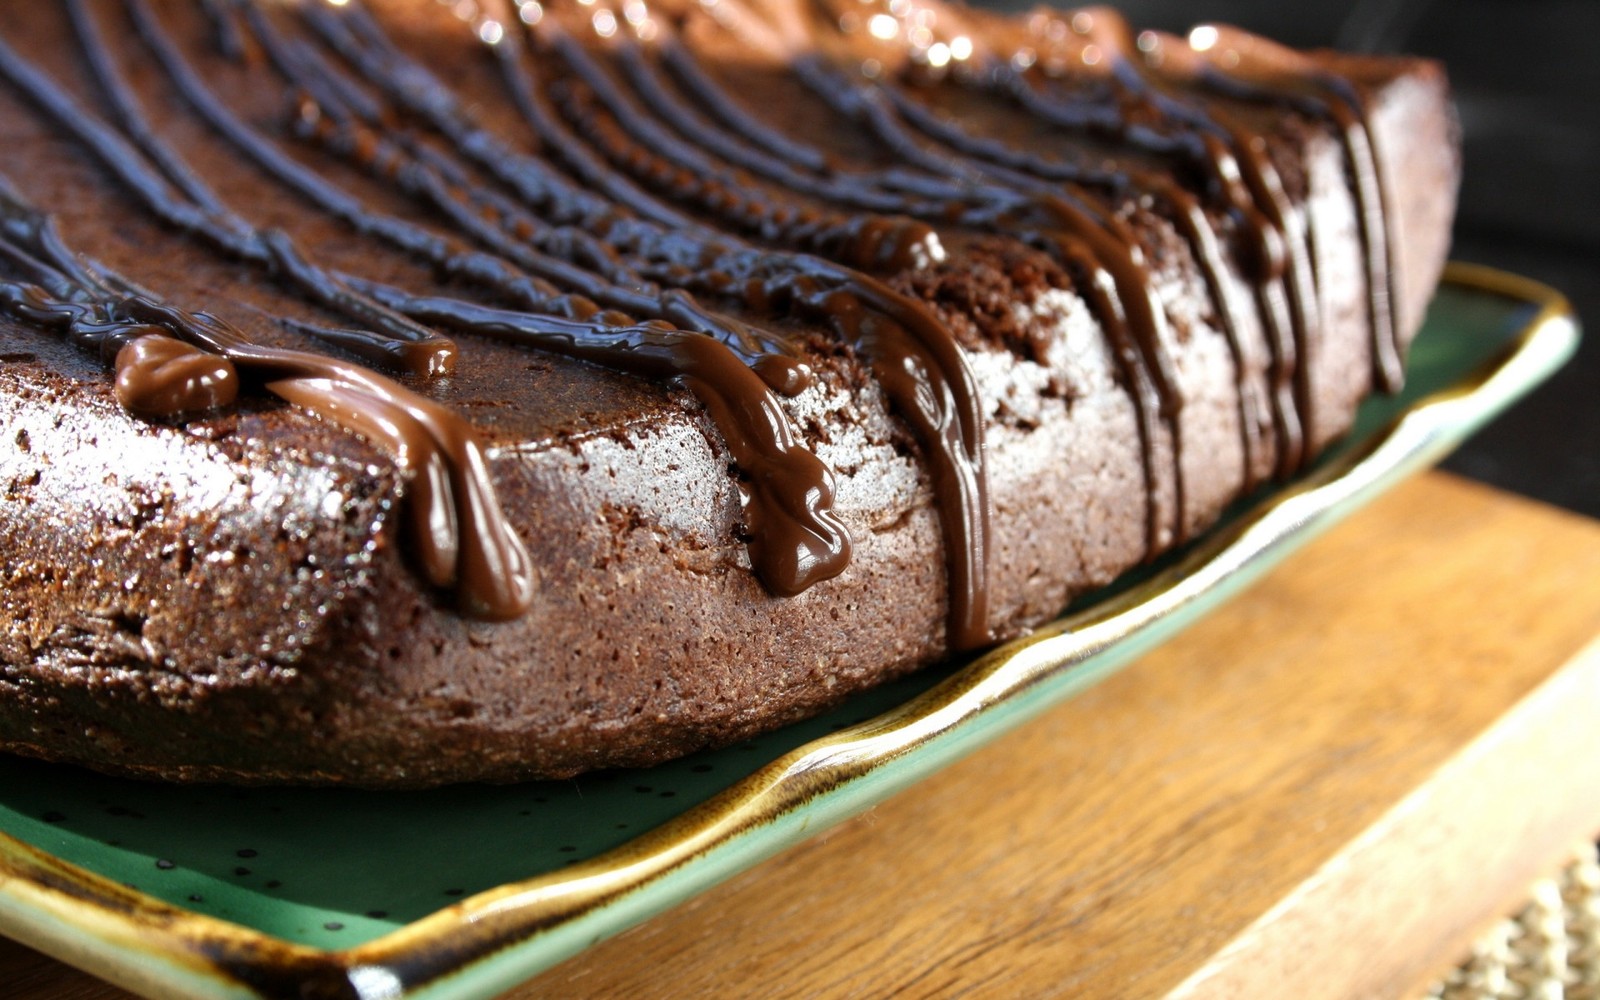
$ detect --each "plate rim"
[0,263,1580,1000]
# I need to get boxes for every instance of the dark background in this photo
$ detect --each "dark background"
[978,0,1600,518]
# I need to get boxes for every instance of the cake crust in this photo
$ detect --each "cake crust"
[0,0,1457,785]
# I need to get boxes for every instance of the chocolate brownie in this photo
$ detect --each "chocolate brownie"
[0,0,1458,785]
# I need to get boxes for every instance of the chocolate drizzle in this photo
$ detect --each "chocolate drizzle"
[299,0,994,645]
[0,175,534,620]
[0,0,1412,652]
[119,0,852,599]
[5,4,459,379]
[1158,23,1405,392]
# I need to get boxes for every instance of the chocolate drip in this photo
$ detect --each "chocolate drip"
[932,19,1310,478]
[121,0,854,599]
[302,2,994,648]
[789,51,1184,546]
[120,0,857,601]
[980,10,1403,455]
[648,248,990,645]
[879,76,1267,491]
[0,176,533,619]
[0,259,238,420]
[348,278,851,595]
[1168,26,1403,392]
[113,332,240,418]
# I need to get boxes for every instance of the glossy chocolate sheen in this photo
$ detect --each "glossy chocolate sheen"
[0,0,1457,785]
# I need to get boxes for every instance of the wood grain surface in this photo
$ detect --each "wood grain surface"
[6,471,1600,999]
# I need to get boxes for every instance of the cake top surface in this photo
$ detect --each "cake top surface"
[0,0,1433,652]
[0,0,1467,792]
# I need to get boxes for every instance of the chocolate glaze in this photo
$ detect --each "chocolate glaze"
[0,0,1415,653]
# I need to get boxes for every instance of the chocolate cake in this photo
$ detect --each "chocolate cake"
[0,0,1458,785]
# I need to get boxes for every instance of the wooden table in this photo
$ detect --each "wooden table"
[6,471,1600,998]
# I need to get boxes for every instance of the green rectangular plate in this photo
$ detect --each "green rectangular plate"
[0,263,1580,1000]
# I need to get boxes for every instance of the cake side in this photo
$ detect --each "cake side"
[0,1,1458,785]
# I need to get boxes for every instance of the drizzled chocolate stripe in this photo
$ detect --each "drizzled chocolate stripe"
[309,1,697,231]
[0,210,237,416]
[307,7,587,220]
[1,6,457,378]
[250,7,782,359]
[802,8,1307,486]
[540,23,942,273]
[291,101,794,367]
[938,47,1305,480]
[3,3,831,614]
[656,34,832,175]
[617,39,969,221]
[243,0,799,369]
[974,10,1397,453]
[197,0,248,65]
[876,78,1267,490]
[1101,47,1322,473]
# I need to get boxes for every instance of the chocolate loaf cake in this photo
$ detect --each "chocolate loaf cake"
[0,0,1458,785]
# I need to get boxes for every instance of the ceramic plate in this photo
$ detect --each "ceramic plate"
[0,264,1579,1000]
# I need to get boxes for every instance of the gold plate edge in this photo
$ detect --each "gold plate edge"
[0,262,1581,1000]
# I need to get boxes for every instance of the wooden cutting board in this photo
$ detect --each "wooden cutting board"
[6,470,1600,999]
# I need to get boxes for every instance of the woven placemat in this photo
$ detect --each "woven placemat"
[1423,844,1600,1000]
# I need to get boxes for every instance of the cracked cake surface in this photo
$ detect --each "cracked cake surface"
[0,0,1457,785]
